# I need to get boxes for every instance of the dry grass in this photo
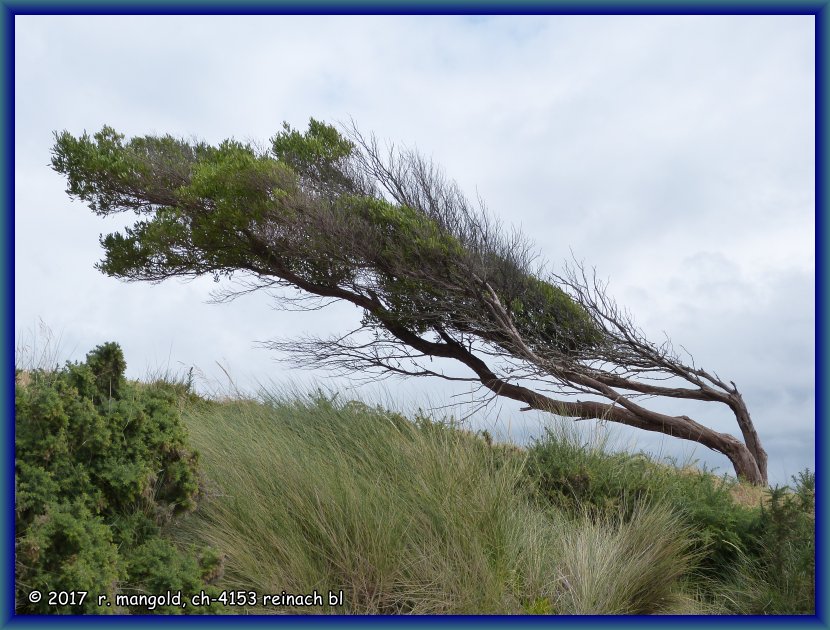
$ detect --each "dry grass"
[728,480,770,509]
[15,370,32,388]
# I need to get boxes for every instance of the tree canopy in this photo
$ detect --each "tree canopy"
[51,119,768,485]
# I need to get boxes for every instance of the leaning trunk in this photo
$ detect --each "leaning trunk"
[718,438,766,486]
[726,393,768,485]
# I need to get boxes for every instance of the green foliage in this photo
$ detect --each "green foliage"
[737,471,815,614]
[508,276,602,353]
[524,427,759,576]
[51,119,603,354]
[272,118,355,195]
[16,499,121,614]
[524,426,815,614]
[123,539,227,614]
[179,139,296,234]
[85,341,127,400]
[50,126,145,215]
[15,344,220,615]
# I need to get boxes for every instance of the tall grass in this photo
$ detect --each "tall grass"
[523,423,815,614]
[177,391,704,614]
[524,422,763,577]
[549,503,705,614]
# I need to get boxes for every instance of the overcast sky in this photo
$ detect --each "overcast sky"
[14,15,814,484]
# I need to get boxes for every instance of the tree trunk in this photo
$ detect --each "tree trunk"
[717,438,765,486]
[726,393,768,485]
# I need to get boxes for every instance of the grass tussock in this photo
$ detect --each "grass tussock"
[550,504,698,614]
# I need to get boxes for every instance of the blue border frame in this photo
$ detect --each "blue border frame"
[3,0,13,626]
[3,2,825,627]
[817,5,826,627]
[0,0,826,12]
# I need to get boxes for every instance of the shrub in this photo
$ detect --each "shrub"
[735,470,815,614]
[15,343,219,614]
[524,425,815,614]
[15,500,121,613]
[524,425,759,577]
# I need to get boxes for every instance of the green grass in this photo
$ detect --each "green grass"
[173,391,713,615]
[523,422,815,614]
[524,422,762,576]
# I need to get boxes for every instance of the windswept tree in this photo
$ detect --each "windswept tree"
[51,119,768,485]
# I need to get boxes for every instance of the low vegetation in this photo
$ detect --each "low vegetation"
[523,426,815,614]
[15,343,815,615]
[176,393,703,614]
[15,344,224,614]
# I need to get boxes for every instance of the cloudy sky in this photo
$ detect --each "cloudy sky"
[14,15,814,483]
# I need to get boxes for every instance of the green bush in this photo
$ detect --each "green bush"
[524,425,815,614]
[524,426,760,574]
[15,499,121,613]
[729,471,815,614]
[15,343,220,614]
